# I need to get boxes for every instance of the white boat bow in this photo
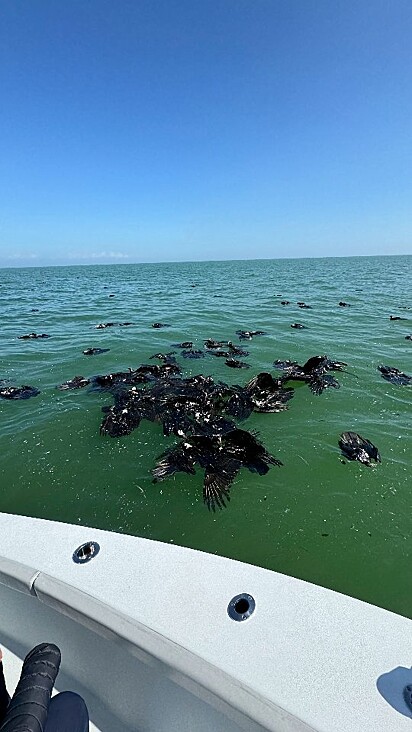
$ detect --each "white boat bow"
[0,511,410,731]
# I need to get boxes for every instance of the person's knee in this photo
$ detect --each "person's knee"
[48,690,89,727]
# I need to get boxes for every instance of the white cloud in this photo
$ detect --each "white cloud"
[91,251,130,259]
[68,251,131,260]
[5,252,38,260]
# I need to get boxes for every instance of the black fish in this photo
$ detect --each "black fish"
[339,432,381,466]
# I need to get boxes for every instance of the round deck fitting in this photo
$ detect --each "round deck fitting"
[227,593,255,621]
[72,541,100,564]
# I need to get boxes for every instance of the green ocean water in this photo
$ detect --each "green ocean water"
[0,256,411,617]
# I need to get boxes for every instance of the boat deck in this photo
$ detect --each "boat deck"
[0,512,411,731]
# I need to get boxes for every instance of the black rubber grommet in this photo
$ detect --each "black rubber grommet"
[72,541,100,564]
[227,593,255,621]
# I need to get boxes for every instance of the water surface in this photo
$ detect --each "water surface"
[0,256,411,617]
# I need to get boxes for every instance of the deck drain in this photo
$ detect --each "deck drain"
[227,593,255,621]
[72,541,100,564]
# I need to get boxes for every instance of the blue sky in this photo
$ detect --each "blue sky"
[1,0,411,266]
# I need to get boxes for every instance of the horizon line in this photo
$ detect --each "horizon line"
[0,252,410,270]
